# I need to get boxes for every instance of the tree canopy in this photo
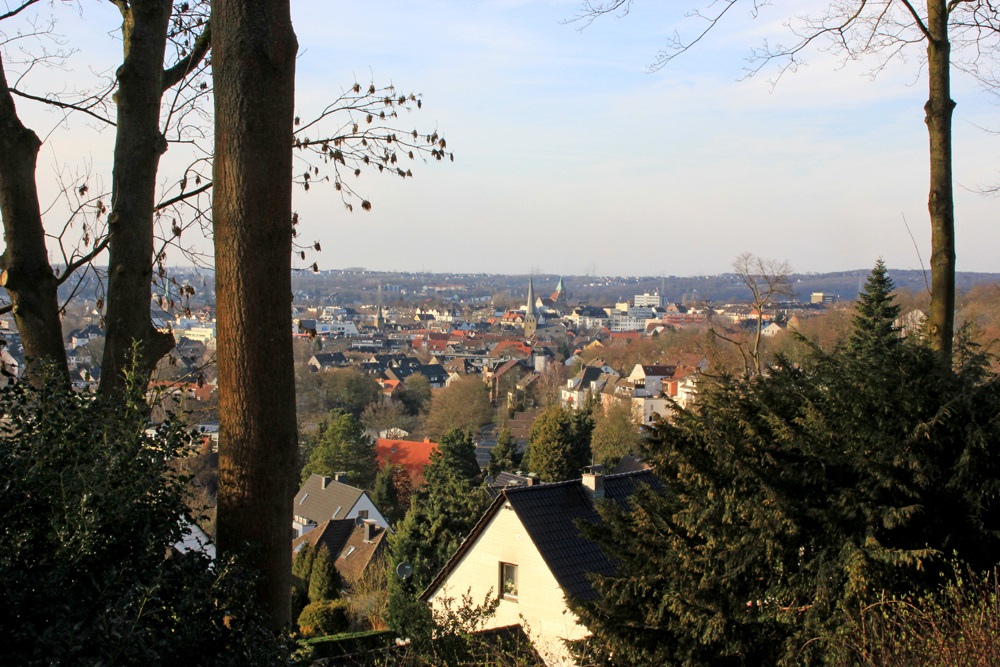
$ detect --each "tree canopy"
[300,409,378,490]
[388,428,490,635]
[424,375,493,439]
[522,404,594,482]
[0,376,289,664]
[571,263,1000,665]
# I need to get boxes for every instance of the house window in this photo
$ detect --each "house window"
[358,510,369,519]
[500,562,518,601]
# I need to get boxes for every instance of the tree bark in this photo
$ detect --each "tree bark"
[99,0,175,395]
[212,0,298,629]
[924,0,956,362]
[0,56,68,383]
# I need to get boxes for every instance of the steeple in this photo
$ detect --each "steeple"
[524,276,538,338]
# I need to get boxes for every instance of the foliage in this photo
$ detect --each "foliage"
[362,399,417,437]
[291,542,317,619]
[428,429,483,485]
[486,427,522,477]
[0,374,290,665]
[297,599,351,638]
[571,263,1000,666]
[373,463,403,525]
[424,375,493,439]
[590,400,641,467]
[322,367,383,418]
[522,404,594,482]
[388,429,491,637]
[399,372,433,416]
[301,409,378,489]
[307,545,343,604]
[827,565,1000,666]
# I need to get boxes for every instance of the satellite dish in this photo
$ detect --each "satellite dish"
[354,516,365,527]
[396,561,413,580]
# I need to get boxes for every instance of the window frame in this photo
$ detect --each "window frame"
[499,562,518,601]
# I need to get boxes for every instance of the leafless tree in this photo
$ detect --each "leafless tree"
[573,0,1000,361]
[0,1,454,389]
[711,252,791,376]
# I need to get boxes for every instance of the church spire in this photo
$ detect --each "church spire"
[526,276,536,316]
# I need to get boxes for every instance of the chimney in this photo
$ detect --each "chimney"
[582,468,605,501]
[363,521,377,543]
[333,472,348,484]
[321,476,333,489]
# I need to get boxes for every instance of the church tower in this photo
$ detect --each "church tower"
[524,276,538,338]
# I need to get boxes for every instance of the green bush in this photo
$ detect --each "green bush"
[0,372,290,665]
[298,599,351,637]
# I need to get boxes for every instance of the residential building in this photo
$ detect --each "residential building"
[292,474,388,538]
[422,470,658,666]
[376,437,439,487]
[291,518,387,586]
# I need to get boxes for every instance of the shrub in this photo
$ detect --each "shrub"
[0,372,290,665]
[298,599,351,637]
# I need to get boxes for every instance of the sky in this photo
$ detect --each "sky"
[7,0,1000,277]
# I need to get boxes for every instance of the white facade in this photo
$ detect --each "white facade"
[427,503,587,666]
[634,292,662,308]
[292,492,388,538]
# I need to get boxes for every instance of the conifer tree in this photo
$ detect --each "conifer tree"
[427,429,482,485]
[849,258,902,358]
[301,410,377,489]
[372,463,402,524]
[388,429,491,633]
[486,428,522,477]
[571,263,1000,665]
[523,405,593,482]
[291,542,316,618]
[307,546,341,603]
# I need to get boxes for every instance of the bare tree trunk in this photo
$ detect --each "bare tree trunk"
[925,0,955,362]
[0,57,68,383]
[99,0,175,394]
[212,0,298,629]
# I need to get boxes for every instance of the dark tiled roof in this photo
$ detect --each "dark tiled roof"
[423,470,657,603]
[506,472,656,601]
[291,519,388,583]
[294,474,365,525]
[292,518,355,556]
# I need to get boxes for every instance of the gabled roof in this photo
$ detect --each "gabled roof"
[376,438,439,486]
[293,474,366,525]
[423,470,658,603]
[291,519,388,582]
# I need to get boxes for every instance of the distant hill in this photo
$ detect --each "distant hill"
[51,266,999,309]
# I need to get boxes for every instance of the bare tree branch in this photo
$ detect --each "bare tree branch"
[9,86,116,126]
[0,0,41,22]
[162,20,211,92]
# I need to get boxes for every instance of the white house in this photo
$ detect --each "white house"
[292,474,388,538]
[422,470,657,666]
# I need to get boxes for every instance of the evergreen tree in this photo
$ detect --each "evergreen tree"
[300,410,378,489]
[291,542,316,618]
[372,463,402,524]
[307,546,341,603]
[523,405,593,482]
[848,258,902,358]
[388,429,491,634]
[486,428,522,477]
[571,264,1000,666]
[428,429,483,485]
[590,401,641,467]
